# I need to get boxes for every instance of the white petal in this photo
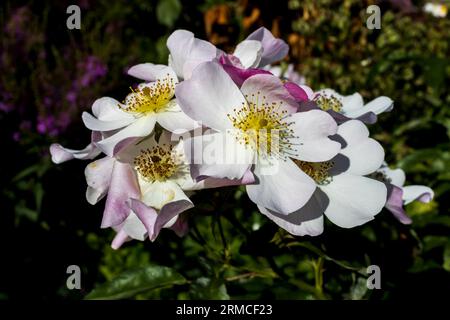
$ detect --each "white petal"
[345,96,393,118]
[184,131,254,180]
[321,173,387,228]
[175,62,245,131]
[402,185,434,205]
[128,63,178,83]
[140,180,190,210]
[95,115,156,157]
[155,101,199,134]
[49,138,101,164]
[341,93,364,113]
[378,166,406,187]
[340,138,384,176]
[233,40,262,68]
[289,110,340,162]
[122,212,147,241]
[82,111,134,131]
[337,120,385,175]
[257,190,326,236]
[91,97,133,122]
[246,158,316,214]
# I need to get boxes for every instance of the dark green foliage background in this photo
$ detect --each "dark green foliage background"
[1,0,449,300]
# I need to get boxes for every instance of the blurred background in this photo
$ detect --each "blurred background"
[1,0,449,300]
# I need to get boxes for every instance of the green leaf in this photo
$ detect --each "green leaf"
[85,265,187,300]
[422,236,449,252]
[444,244,450,272]
[189,277,230,300]
[156,0,182,28]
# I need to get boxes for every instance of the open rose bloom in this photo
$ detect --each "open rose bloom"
[50,28,433,248]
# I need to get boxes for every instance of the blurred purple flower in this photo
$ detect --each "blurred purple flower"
[12,132,21,142]
[0,102,13,113]
[77,56,108,88]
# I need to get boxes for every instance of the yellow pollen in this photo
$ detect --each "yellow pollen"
[294,160,334,185]
[227,92,295,158]
[134,144,180,182]
[122,75,174,114]
[314,94,343,112]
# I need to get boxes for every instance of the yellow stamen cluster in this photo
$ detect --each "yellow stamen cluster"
[134,144,180,182]
[314,94,343,112]
[227,92,295,158]
[294,160,334,185]
[122,75,175,114]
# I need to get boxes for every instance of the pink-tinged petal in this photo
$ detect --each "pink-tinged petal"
[354,112,378,124]
[111,228,131,250]
[290,110,340,162]
[50,131,102,164]
[49,143,99,164]
[167,30,217,80]
[321,173,387,228]
[385,184,412,224]
[284,82,309,102]
[84,156,115,205]
[246,27,289,67]
[182,43,218,80]
[184,131,254,180]
[297,100,320,112]
[337,120,385,176]
[221,63,272,87]
[128,63,178,83]
[170,215,189,238]
[247,158,316,215]
[240,74,298,114]
[129,197,193,241]
[175,62,245,131]
[101,161,140,228]
[233,40,262,68]
[155,103,199,134]
[403,185,434,205]
[285,64,306,85]
[327,110,378,125]
[187,168,255,190]
[95,115,156,157]
[257,190,326,236]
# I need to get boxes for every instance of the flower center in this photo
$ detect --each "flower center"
[294,160,334,185]
[227,92,295,158]
[122,75,175,114]
[314,94,342,112]
[134,144,180,182]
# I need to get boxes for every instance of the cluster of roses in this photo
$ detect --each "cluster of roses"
[50,28,433,248]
